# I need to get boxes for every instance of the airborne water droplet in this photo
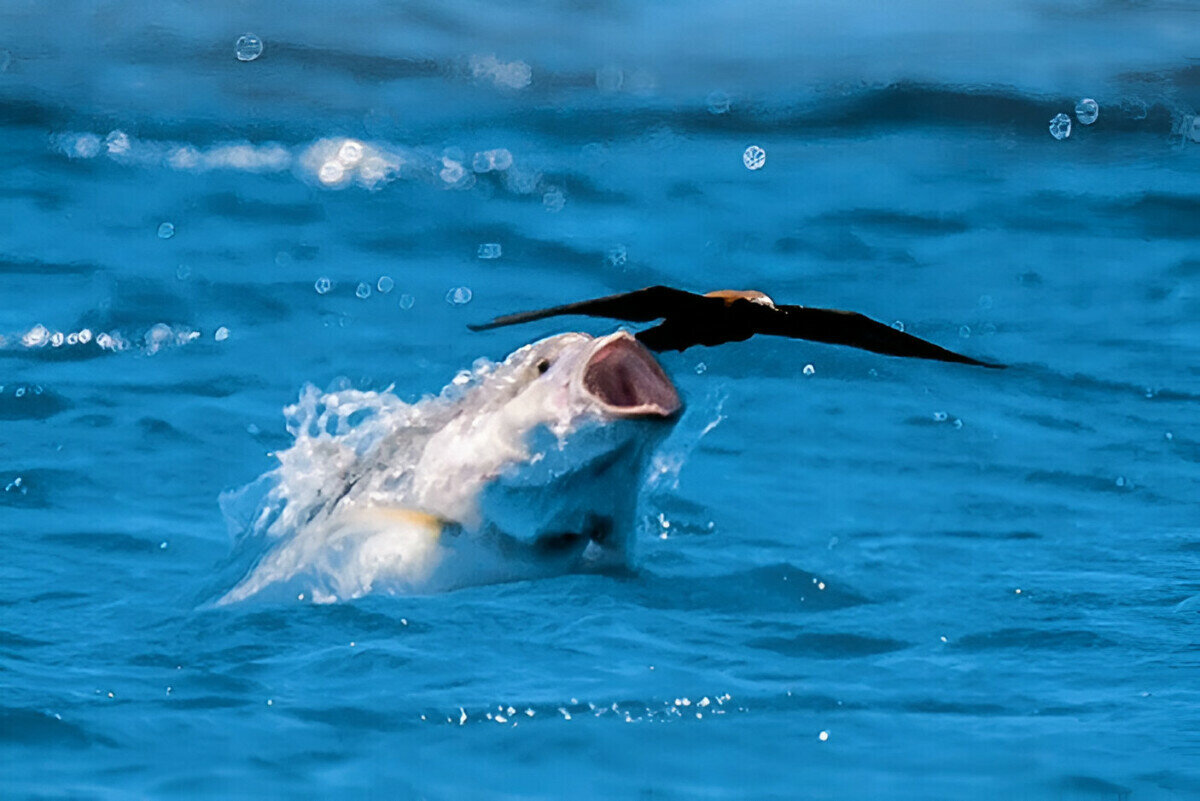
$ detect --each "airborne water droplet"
[742,145,766,170]
[1075,98,1099,125]
[446,287,473,306]
[235,34,264,62]
[1049,113,1072,140]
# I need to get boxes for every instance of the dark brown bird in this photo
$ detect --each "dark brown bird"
[468,285,1003,368]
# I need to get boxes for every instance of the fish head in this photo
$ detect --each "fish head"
[420,330,682,569]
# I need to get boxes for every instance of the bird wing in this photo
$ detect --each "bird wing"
[761,305,1004,368]
[467,285,709,331]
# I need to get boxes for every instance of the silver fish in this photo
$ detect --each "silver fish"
[219,331,681,603]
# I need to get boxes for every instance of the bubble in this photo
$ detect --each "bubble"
[157,222,175,239]
[399,294,415,310]
[1115,476,1126,488]
[706,91,731,115]
[78,329,92,344]
[802,364,815,376]
[891,320,905,332]
[318,161,346,185]
[446,286,473,306]
[377,276,394,294]
[1049,113,1071,140]
[959,325,971,338]
[607,244,628,268]
[72,134,101,159]
[50,332,64,347]
[933,411,949,422]
[66,333,78,345]
[742,145,766,170]
[595,65,624,92]
[356,282,371,299]
[214,326,230,342]
[145,323,173,353]
[695,362,707,374]
[105,130,131,156]
[235,34,264,62]
[542,187,566,212]
[1075,98,1099,125]
[488,148,512,171]
[14,386,24,398]
[176,264,192,281]
[314,277,332,294]
[22,325,49,348]
[439,158,466,185]
[337,140,363,166]
[477,243,502,259]
[1125,99,1148,120]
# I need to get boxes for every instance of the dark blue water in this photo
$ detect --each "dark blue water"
[3,2,1200,798]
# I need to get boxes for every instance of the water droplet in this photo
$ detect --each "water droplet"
[337,140,363,165]
[818,731,829,742]
[235,34,264,62]
[159,541,168,549]
[214,327,230,342]
[157,222,175,239]
[1075,98,1099,125]
[606,244,628,269]
[694,362,707,374]
[1165,431,1173,441]
[105,130,131,156]
[933,411,949,422]
[22,325,49,348]
[706,91,731,114]
[959,325,971,338]
[891,320,905,332]
[356,282,371,299]
[595,64,624,92]
[176,264,191,281]
[1049,113,1071,140]
[78,329,92,344]
[1115,476,1126,488]
[542,187,566,212]
[953,418,963,429]
[50,332,64,347]
[477,243,502,259]
[318,161,346,185]
[314,277,332,295]
[742,145,766,170]
[398,294,415,310]
[446,286,473,306]
[802,364,816,376]
[377,276,394,294]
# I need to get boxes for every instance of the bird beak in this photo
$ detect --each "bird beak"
[583,331,682,418]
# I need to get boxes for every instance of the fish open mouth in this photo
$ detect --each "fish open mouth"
[583,332,681,418]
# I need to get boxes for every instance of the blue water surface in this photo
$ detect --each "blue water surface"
[3,1,1200,798]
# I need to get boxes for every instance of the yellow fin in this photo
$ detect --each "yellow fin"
[357,506,445,541]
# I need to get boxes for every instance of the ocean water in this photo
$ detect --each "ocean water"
[3,1,1200,798]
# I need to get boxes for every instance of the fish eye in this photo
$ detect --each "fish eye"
[536,359,551,374]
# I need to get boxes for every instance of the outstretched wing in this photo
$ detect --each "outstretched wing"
[763,305,1005,368]
[467,285,708,331]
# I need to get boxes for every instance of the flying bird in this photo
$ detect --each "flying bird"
[468,285,1004,368]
